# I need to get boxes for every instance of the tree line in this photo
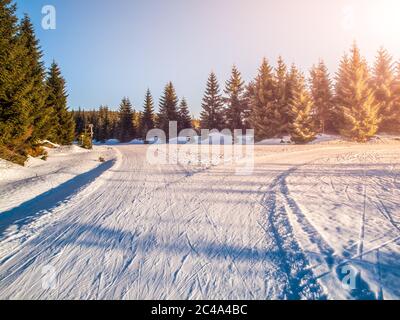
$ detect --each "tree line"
[0,0,74,164]
[2,0,400,166]
[73,85,193,143]
[78,43,400,144]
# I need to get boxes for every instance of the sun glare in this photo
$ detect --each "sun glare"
[368,0,400,38]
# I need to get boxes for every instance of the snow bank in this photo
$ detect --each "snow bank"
[129,139,145,145]
[257,136,292,145]
[0,145,117,213]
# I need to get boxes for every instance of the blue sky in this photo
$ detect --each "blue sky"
[16,0,400,115]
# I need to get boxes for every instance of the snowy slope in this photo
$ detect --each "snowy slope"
[0,143,399,300]
[0,145,118,261]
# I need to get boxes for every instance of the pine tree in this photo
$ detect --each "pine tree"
[285,64,303,127]
[288,71,317,144]
[117,97,135,142]
[132,110,141,138]
[250,58,277,140]
[0,0,32,150]
[45,62,75,145]
[335,44,380,142]
[140,89,155,140]
[178,97,192,131]
[224,66,247,131]
[19,15,48,143]
[73,107,87,137]
[273,56,289,137]
[97,106,110,143]
[200,72,225,130]
[372,48,397,133]
[393,64,400,132]
[157,82,179,138]
[310,60,334,133]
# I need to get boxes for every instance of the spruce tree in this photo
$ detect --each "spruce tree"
[285,64,303,127]
[250,58,277,140]
[200,72,224,130]
[224,66,247,131]
[140,89,155,140]
[157,82,179,138]
[310,60,334,133]
[97,106,110,143]
[393,64,400,132]
[19,15,48,143]
[372,48,397,133]
[273,56,289,137]
[335,44,380,142]
[132,110,141,138]
[288,71,317,144]
[45,62,75,145]
[178,97,192,131]
[74,107,87,137]
[0,0,32,151]
[118,97,135,142]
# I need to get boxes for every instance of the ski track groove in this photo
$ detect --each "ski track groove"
[1,145,399,299]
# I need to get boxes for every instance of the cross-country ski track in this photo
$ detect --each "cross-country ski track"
[0,143,399,300]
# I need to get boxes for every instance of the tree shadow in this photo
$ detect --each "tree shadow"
[0,160,115,238]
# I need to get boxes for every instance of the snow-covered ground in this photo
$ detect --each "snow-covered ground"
[0,141,399,300]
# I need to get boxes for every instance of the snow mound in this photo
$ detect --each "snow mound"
[40,140,60,148]
[369,134,400,144]
[129,139,145,145]
[104,139,120,145]
[257,136,292,145]
[310,134,343,144]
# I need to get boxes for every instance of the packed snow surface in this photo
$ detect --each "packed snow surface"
[0,141,399,300]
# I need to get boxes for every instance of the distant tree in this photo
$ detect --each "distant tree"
[224,66,247,131]
[117,97,135,142]
[335,44,380,142]
[191,118,201,132]
[140,89,155,140]
[288,70,317,144]
[73,108,87,137]
[372,48,398,133]
[157,82,179,138]
[45,62,75,145]
[200,72,225,130]
[310,60,334,133]
[96,106,110,142]
[178,97,192,131]
[250,58,277,140]
[132,110,141,138]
